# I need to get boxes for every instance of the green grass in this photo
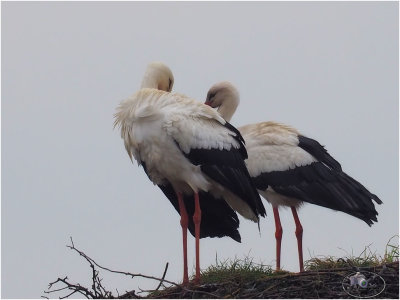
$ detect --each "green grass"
[147,239,398,299]
[198,255,277,284]
[383,235,399,263]
[198,236,399,282]
[306,235,399,271]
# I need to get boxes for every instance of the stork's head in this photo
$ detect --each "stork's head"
[141,62,174,92]
[205,81,240,122]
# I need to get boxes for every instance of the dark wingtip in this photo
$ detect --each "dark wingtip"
[231,231,242,243]
[363,211,379,226]
[372,194,383,205]
[298,135,342,171]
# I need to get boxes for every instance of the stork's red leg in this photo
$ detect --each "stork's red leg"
[177,192,189,284]
[193,192,202,283]
[291,206,304,272]
[273,207,282,271]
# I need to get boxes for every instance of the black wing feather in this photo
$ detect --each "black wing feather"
[158,184,241,242]
[181,121,266,219]
[253,161,382,226]
[298,135,342,171]
[142,162,241,242]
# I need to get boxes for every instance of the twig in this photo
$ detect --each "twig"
[67,237,181,288]
[155,263,169,291]
[44,276,96,299]
[45,237,220,299]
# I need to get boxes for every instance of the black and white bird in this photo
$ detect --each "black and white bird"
[205,81,382,272]
[114,63,266,284]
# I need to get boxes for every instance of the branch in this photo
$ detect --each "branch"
[44,237,211,299]
[67,237,180,288]
[44,276,96,299]
[155,262,169,291]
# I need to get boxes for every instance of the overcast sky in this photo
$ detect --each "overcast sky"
[2,1,398,298]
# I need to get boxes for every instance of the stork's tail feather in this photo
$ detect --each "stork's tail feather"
[265,161,381,226]
[337,172,382,225]
[158,184,242,242]
[296,135,382,225]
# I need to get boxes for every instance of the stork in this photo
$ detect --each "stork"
[205,81,382,272]
[114,64,266,284]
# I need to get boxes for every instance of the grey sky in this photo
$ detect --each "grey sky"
[2,2,398,298]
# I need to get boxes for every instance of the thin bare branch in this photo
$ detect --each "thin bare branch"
[67,237,181,287]
[154,263,169,291]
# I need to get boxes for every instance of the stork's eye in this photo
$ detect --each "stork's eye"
[207,92,216,102]
[168,78,173,91]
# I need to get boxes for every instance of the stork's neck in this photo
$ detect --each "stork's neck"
[140,74,159,89]
[217,95,239,122]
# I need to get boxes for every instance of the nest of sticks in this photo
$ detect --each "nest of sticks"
[147,262,398,299]
[43,238,399,299]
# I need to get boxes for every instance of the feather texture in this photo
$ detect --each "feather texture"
[115,88,266,222]
[241,122,382,225]
[141,161,241,242]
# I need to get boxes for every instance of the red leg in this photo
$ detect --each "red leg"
[177,192,189,284]
[291,207,304,272]
[193,192,201,283]
[273,207,283,271]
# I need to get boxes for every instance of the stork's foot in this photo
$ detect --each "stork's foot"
[182,277,189,286]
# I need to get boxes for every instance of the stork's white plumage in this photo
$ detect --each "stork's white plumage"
[205,81,382,272]
[114,64,266,284]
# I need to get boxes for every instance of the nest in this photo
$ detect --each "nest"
[147,262,398,299]
[43,238,399,299]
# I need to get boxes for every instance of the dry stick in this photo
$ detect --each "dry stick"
[137,263,169,294]
[67,237,220,298]
[96,275,111,298]
[155,262,169,291]
[44,277,96,299]
[68,237,179,287]
[90,265,99,298]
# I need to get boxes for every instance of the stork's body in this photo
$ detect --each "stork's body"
[205,82,382,272]
[114,64,265,284]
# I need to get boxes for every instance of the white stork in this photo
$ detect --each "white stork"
[114,64,266,284]
[204,81,382,272]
